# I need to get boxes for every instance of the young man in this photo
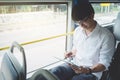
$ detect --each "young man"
[50,1,115,80]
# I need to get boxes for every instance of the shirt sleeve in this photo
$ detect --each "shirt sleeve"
[98,31,115,70]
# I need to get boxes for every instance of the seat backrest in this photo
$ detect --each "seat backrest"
[109,12,120,80]
[109,42,120,80]
[0,53,19,80]
[100,12,120,80]
[0,42,26,80]
[113,12,120,41]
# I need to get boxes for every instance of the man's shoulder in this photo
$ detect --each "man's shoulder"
[101,27,113,35]
[96,24,114,39]
[99,26,115,41]
[74,27,82,32]
[97,24,113,35]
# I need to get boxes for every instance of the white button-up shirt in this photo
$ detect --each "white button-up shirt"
[72,23,115,80]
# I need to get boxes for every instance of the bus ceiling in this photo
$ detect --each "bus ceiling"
[0,0,120,3]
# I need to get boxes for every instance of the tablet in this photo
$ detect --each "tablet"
[53,57,79,68]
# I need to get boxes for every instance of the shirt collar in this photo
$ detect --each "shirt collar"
[81,22,100,37]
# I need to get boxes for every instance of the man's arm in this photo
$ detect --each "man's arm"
[64,47,77,58]
[90,63,106,73]
[70,63,105,74]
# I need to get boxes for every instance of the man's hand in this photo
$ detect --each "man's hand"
[64,51,75,58]
[69,64,91,74]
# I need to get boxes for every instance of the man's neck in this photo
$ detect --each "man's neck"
[85,21,97,36]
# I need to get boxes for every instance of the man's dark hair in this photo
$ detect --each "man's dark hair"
[72,2,95,21]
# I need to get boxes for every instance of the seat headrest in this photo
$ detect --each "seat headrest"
[113,12,120,41]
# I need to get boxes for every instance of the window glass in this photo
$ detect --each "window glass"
[93,3,120,25]
[0,4,67,73]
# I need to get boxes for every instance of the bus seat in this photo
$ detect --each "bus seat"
[30,69,60,80]
[109,42,120,80]
[100,12,120,80]
[108,12,120,80]
[113,12,120,41]
[0,42,26,80]
[0,53,19,80]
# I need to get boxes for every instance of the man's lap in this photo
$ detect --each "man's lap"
[50,63,97,80]
[50,63,75,80]
[72,74,97,80]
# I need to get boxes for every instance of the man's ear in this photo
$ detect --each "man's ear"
[89,14,94,19]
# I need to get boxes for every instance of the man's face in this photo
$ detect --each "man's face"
[76,15,94,30]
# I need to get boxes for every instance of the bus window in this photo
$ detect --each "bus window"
[0,4,67,74]
[93,3,120,25]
